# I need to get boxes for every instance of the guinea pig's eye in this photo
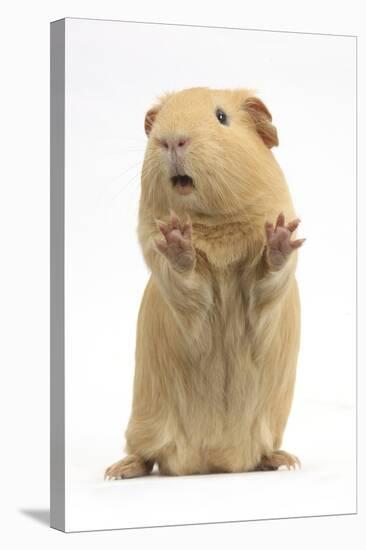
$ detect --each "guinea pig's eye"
[216,108,228,125]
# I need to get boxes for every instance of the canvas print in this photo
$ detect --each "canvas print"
[50,18,357,532]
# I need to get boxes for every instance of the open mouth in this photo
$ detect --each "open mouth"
[171,174,194,195]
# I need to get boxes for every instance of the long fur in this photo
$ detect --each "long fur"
[106,87,301,478]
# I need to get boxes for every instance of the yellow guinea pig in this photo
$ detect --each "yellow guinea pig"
[105,87,305,479]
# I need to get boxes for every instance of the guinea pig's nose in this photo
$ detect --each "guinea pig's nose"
[160,135,190,153]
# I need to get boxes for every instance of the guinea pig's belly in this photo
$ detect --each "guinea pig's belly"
[154,296,266,474]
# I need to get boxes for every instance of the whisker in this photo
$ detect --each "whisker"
[108,170,141,203]
[107,147,146,154]
[93,161,142,208]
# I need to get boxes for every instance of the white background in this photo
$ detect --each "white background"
[0,0,365,548]
[65,18,356,531]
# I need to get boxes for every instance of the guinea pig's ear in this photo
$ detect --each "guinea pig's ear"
[144,105,161,137]
[243,97,279,148]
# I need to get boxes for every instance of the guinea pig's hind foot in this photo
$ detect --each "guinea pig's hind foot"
[104,455,154,480]
[255,450,301,472]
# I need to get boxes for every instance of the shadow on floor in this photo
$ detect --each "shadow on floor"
[20,508,50,527]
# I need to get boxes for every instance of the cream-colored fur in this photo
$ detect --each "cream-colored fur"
[105,87,304,479]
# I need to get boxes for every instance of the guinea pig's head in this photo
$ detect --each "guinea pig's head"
[141,87,282,218]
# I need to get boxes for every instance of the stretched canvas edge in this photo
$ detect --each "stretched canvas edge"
[50,18,66,532]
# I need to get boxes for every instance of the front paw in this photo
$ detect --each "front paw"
[154,211,196,273]
[264,213,305,270]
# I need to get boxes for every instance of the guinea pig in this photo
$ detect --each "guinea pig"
[105,87,305,479]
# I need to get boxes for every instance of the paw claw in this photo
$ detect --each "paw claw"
[264,213,305,269]
[104,455,153,480]
[169,209,180,230]
[287,218,301,233]
[256,450,301,472]
[154,238,168,254]
[275,212,285,229]
[153,212,195,272]
[290,238,306,249]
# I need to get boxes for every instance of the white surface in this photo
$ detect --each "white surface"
[1,0,365,547]
[67,400,356,531]
[63,18,356,531]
